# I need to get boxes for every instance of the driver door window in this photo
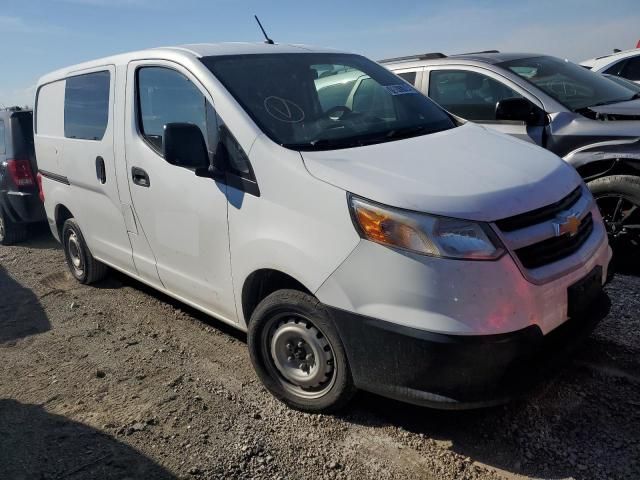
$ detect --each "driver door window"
[429,70,523,121]
[136,66,254,182]
[137,67,207,153]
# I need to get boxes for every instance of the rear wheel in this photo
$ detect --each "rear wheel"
[0,213,27,246]
[589,175,640,267]
[62,218,108,284]
[248,289,356,412]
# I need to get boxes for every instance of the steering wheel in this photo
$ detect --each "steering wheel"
[323,105,352,120]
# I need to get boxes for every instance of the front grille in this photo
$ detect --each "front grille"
[496,186,582,232]
[514,213,594,269]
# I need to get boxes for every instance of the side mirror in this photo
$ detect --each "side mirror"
[162,123,209,170]
[495,97,544,124]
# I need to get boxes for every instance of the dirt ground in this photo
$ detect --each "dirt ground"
[1,227,639,480]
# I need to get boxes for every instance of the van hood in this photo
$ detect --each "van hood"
[301,123,582,222]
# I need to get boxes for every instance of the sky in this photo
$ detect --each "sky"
[1,0,639,107]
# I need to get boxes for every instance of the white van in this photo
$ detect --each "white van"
[35,43,612,412]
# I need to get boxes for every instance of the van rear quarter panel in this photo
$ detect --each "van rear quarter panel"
[35,80,66,175]
[229,136,360,327]
[35,66,133,273]
[35,79,67,234]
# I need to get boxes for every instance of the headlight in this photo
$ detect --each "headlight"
[349,195,505,260]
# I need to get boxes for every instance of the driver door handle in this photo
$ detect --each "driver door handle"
[131,167,150,187]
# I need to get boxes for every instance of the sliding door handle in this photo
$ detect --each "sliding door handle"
[95,156,106,184]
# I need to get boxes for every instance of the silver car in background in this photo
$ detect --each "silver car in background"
[383,52,640,259]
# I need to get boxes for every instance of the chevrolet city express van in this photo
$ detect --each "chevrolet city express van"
[35,43,612,412]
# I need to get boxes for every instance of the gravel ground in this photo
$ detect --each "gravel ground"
[1,227,639,480]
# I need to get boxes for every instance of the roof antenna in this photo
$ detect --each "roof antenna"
[254,15,275,45]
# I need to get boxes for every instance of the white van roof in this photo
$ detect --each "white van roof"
[37,42,344,85]
[164,42,340,57]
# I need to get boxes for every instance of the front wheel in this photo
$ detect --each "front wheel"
[248,289,356,412]
[589,175,640,262]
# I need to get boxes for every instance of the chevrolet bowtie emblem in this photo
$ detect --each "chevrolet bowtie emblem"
[554,214,581,237]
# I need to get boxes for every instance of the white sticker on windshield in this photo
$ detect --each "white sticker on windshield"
[384,84,418,95]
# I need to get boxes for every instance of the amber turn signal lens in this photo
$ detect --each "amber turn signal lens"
[355,207,389,243]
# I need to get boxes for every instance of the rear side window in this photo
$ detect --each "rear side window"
[396,71,417,86]
[64,71,110,140]
[603,59,627,77]
[0,120,5,154]
[620,57,640,82]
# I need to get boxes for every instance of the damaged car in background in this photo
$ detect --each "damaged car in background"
[384,52,640,259]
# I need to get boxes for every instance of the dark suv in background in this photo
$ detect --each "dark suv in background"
[0,107,45,244]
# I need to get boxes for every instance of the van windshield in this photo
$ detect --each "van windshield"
[201,53,456,151]
[498,55,636,111]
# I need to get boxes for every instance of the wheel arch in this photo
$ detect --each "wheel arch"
[241,269,313,326]
[563,138,640,182]
[54,204,74,239]
[574,157,640,182]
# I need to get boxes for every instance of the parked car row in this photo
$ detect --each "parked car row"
[27,42,620,413]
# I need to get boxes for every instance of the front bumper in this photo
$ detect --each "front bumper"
[328,289,610,408]
[316,217,612,408]
[0,190,46,224]
[316,234,611,336]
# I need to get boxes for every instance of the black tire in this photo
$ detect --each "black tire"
[62,218,108,284]
[588,175,640,262]
[0,212,28,246]
[248,289,356,412]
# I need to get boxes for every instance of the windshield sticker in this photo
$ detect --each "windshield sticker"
[264,96,306,123]
[384,84,418,95]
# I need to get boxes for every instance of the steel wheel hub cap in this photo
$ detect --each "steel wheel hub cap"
[67,232,84,273]
[270,317,335,395]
